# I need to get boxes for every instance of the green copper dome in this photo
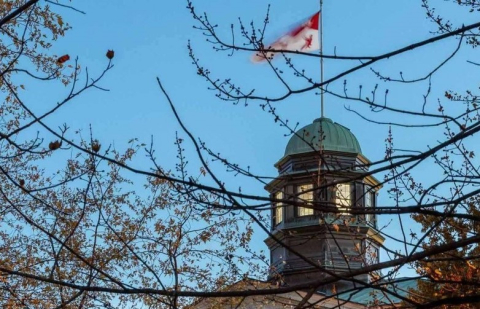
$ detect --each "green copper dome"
[284,117,362,156]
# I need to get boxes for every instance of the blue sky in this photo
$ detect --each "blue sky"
[23,0,480,278]
[42,0,477,172]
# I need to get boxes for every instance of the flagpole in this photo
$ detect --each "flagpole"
[320,0,324,118]
[317,0,325,199]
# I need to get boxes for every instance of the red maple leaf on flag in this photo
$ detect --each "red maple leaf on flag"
[301,35,314,50]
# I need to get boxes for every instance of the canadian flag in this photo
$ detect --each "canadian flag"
[252,11,320,63]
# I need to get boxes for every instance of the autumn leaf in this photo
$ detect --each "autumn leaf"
[48,140,62,150]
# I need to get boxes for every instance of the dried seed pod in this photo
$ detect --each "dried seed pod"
[57,54,70,64]
[106,50,114,59]
[92,142,101,153]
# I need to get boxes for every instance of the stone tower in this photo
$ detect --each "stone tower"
[265,117,384,293]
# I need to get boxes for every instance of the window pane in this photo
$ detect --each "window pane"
[365,186,374,223]
[365,187,372,208]
[275,191,283,225]
[298,184,313,216]
[335,183,351,213]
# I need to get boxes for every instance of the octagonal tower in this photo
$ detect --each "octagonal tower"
[265,117,384,293]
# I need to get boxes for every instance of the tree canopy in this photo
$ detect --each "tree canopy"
[2,0,480,308]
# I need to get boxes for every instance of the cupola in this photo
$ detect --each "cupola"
[265,117,384,294]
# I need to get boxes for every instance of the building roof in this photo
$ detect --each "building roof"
[338,277,419,306]
[187,277,419,308]
[284,117,362,156]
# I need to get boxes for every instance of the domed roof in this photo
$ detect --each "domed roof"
[284,117,362,156]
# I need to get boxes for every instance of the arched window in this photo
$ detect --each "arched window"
[297,184,314,216]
